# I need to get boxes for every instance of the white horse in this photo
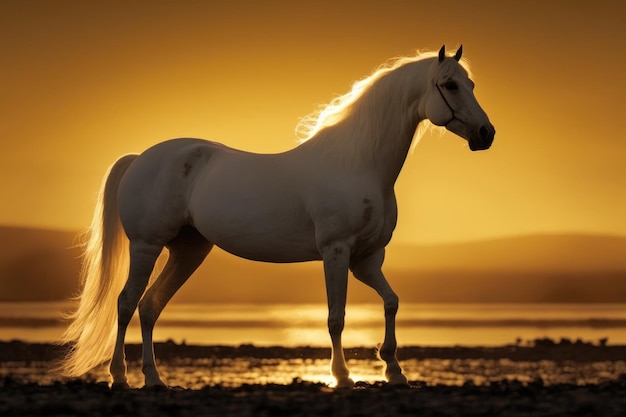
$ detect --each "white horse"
[60,45,494,388]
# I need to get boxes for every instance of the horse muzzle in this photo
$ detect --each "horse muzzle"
[468,124,495,151]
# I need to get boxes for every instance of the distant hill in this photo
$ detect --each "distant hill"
[386,234,626,273]
[0,226,82,301]
[382,234,626,303]
[0,226,624,303]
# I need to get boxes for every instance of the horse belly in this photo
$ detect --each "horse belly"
[189,175,320,263]
[200,210,320,262]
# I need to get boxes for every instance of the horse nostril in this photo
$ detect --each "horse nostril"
[479,126,489,140]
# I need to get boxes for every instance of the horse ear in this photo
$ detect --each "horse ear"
[454,45,463,61]
[438,45,446,62]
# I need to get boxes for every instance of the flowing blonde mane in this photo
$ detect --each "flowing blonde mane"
[295,49,471,163]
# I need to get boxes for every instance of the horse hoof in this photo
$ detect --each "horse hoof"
[335,377,355,389]
[387,374,409,387]
[111,381,131,390]
[145,379,168,389]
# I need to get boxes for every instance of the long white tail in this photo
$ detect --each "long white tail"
[58,154,138,377]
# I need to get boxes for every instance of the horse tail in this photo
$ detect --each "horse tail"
[58,154,138,377]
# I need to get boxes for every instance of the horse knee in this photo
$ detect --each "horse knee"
[327,317,345,337]
[384,293,399,317]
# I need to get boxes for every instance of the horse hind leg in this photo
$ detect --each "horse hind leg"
[110,240,163,388]
[137,226,213,387]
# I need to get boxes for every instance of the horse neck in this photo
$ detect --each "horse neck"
[300,66,426,188]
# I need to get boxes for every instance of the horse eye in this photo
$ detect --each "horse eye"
[444,81,458,91]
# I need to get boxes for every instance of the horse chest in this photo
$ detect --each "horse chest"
[355,198,395,251]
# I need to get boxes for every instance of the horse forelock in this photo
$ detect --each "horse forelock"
[430,54,473,82]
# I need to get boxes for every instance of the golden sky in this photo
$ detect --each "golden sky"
[1,0,625,244]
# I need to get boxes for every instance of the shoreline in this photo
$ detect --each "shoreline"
[1,338,625,363]
[2,339,626,416]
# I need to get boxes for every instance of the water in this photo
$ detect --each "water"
[2,302,626,347]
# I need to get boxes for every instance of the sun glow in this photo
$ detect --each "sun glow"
[298,363,386,387]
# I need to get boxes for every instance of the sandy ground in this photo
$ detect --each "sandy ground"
[2,340,626,416]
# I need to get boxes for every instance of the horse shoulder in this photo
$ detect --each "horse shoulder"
[305,177,390,251]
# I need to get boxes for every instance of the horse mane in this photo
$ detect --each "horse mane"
[295,49,471,164]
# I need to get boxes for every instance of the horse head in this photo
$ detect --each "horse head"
[421,45,495,151]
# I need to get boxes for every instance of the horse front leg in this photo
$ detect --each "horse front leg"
[322,243,354,388]
[351,248,408,386]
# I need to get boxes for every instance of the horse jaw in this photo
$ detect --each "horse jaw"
[445,118,495,151]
